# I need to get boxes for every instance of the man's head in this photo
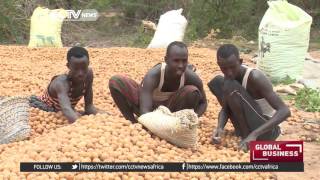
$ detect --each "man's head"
[216,44,243,80]
[67,46,89,82]
[165,41,188,77]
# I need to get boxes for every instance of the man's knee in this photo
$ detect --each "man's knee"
[182,85,201,102]
[226,91,242,107]
[176,85,200,110]
[109,74,124,91]
[222,80,243,107]
[208,75,224,96]
[183,85,200,94]
[186,88,201,102]
[223,79,242,96]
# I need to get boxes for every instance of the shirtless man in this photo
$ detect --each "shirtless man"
[30,46,97,123]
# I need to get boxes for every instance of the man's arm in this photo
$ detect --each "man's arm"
[212,107,229,144]
[217,107,229,130]
[54,80,79,123]
[185,70,208,116]
[84,69,97,115]
[244,71,291,139]
[212,83,231,143]
[139,68,159,115]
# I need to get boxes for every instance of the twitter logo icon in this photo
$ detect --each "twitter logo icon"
[72,164,78,170]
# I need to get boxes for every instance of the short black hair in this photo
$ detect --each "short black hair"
[217,44,239,60]
[67,46,89,62]
[166,41,188,56]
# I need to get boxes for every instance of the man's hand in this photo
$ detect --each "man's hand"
[96,108,111,115]
[140,70,159,115]
[68,113,79,124]
[84,104,98,115]
[211,108,228,144]
[212,128,224,144]
[239,133,257,152]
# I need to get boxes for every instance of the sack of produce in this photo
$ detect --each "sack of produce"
[257,0,312,81]
[28,7,67,47]
[147,9,187,48]
[0,96,30,144]
[138,106,198,148]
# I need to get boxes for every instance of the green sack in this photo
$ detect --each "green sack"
[28,7,67,47]
[257,0,313,81]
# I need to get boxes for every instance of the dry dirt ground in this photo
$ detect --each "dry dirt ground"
[0,46,319,179]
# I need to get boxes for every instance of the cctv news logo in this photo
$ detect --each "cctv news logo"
[250,141,303,162]
[65,9,99,21]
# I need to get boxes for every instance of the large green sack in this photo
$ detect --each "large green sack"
[28,7,67,47]
[257,0,312,81]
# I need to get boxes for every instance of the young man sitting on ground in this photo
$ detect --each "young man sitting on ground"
[109,41,207,123]
[208,44,290,151]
